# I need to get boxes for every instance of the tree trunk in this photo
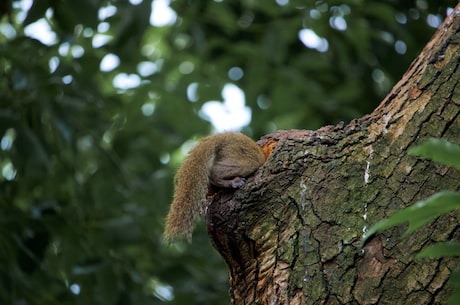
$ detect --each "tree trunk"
[206,4,460,305]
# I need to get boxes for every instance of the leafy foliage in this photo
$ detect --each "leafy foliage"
[0,1,455,304]
[363,191,460,240]
[408,138,460,170]
[417,242,460,258]
[363,139,460,305]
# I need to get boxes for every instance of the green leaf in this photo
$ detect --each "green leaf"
[409,138,460,170]
[448,270,460,305]
[363,191,460,244]
[416,242,460,258]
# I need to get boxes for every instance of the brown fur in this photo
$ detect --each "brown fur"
[164,132,266,241]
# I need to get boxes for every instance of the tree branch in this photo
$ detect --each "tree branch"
[207,4,460,305]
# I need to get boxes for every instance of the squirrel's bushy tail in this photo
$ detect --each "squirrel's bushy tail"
[164,137,216,242]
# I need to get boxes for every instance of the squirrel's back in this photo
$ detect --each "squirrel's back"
[164,132,266,241]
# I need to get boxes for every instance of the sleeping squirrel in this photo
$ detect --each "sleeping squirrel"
[164,132,266,241]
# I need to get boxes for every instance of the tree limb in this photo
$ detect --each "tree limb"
[207,4,460,305]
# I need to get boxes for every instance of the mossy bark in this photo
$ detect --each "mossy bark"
[207,5,460,305]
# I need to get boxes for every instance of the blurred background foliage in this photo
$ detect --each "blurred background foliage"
[0,0,455,304]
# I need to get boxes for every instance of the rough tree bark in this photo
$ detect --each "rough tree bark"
[206,5,460,305]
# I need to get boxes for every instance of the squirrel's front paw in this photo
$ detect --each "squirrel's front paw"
[231,177,246,188]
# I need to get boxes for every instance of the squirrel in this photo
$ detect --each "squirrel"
[164,132,266,242]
